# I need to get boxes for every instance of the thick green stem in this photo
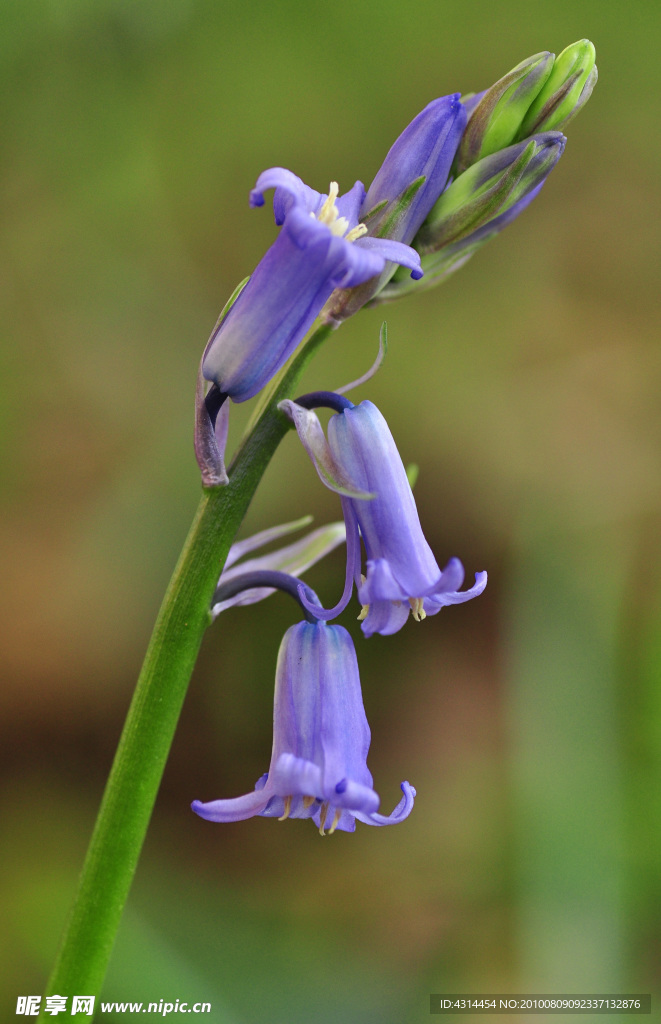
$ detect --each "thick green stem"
[41,325,333,1010]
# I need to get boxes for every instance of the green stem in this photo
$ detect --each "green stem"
[41,325,333,1010]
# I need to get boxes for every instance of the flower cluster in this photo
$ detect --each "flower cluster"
[192,42,596,834]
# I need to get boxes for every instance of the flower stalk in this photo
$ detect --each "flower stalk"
[40,324,332,1011]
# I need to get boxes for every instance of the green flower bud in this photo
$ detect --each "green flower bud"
[516,39,597,138]
[418,140,537,252]
[376,132,565,303]
[455,51,554,173]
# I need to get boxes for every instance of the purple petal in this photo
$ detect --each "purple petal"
[354,781,416,826]
[250,166,323,222]
[424,570,488,614]
[278,400,373,498]
[432,556,466,594]
[360,598,411,638]
[362,94,466,244]
[328,402,442,598]
[271,752,323,798]
[360,557,406,602]
[354,236,423,279]
[202,219,336,401]
[335,179,367,224]
[324,233,386,289]
[333,777,380,814]
[191,784,273,823]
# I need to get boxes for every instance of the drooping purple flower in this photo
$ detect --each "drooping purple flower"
[279,397,487,637]
[192,620,415,833]
[202,173,422,403]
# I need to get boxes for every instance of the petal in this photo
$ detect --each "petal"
[432,556,466,594]
[191,783,273,823]
[327,402,442,595]
[325,234,386,289]
[278,400,373,498]
[315,624,374,795]
[424,570,488,615]
[362,94,466,243]
[335,179,367,225]
[332,776,380,814]
[202,224,335,401]
[271,623,374,798]
[271,752,323,798]
[360,598,411,638]
[354,781,416,826]
[250,166,323,222]
[360,557,407,602]
[354,235,423,279]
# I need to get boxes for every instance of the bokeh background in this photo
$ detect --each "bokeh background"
[2,0,660,1020]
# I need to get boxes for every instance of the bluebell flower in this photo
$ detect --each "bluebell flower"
[192,620,415,833]
[280,398,487,637]
[202,172,422,403]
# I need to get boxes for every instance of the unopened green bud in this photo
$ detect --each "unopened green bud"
[418,139,537,253]
[516,39,597,138]
[377,131,565,303]
[455,51,554,173]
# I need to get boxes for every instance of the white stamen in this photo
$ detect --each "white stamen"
[317,182,340,225]
[327,807,342,835]
[409,597,427,622]
[345,222,368,242]
[313,182,366,242]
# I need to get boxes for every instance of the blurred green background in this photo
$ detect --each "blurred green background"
[2,0,660,1020]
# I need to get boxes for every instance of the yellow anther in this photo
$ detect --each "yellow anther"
[358,574,369,621]
[345,222,368,243]
[327,807,342,835]
[278,795,292,821]
[318,801,329,836]
[302,795,316,810]
[409,597,427,622]
[313,183,367,242]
